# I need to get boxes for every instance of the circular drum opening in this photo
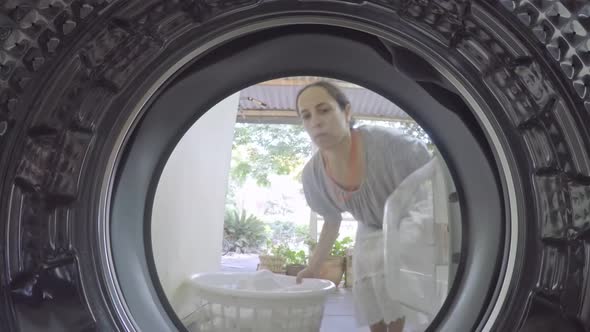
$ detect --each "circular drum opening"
[150,76,465,331]
[108,25,510,332]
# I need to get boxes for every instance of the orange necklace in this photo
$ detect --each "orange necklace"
[322,131,360,203]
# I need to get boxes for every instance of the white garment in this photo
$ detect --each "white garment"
[352,157,447,330]
[384,157,445,318]
[352,229,432,330]
[352,228,403,327]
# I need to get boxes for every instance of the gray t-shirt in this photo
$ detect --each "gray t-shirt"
[302,125,431,232]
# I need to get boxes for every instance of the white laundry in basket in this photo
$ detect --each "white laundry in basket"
[236,270,283,291]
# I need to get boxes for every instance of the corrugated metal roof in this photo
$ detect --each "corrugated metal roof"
[238,84,412,121]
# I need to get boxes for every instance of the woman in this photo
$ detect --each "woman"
[294,81,431,332]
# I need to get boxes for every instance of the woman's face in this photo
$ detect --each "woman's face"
[297,86,352,149]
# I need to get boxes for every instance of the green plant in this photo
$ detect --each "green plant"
[267,242,286,256]
[284,249,307,265]
[223,209,268,253]
[266,242,308,266]
[305,236,318,252]
[303,236,353,257]
[330,236,354,257]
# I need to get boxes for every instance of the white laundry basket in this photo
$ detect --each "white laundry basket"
[183,270,335,332]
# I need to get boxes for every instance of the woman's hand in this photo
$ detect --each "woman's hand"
[296,266,320,284]
[297,216,341,284]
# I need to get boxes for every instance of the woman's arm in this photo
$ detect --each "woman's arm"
[308,216,342,270]
[296,215,341,283]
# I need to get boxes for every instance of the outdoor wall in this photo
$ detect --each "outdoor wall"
[151,93,239,316]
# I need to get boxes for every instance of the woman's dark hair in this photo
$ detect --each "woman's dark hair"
[295,80,356,128]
